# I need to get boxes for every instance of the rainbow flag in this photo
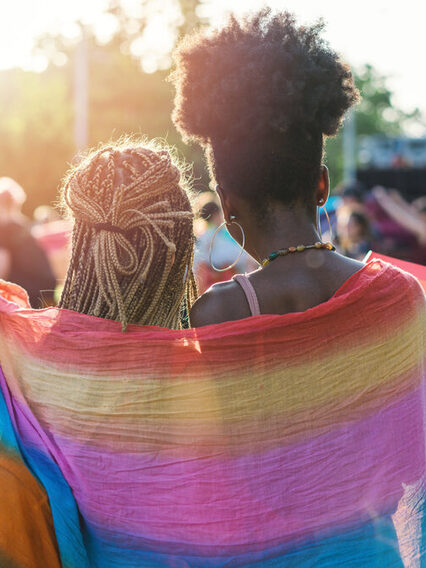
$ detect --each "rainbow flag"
[0,258,425,567]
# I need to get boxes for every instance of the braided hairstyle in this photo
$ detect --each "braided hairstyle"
[59,141,197,331]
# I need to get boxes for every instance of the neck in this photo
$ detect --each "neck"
[242,207,321,264]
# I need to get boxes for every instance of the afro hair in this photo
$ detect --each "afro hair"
[171,9,360,211]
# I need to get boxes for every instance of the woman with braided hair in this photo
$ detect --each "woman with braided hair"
[0,140,198,567]
[59,140,197,330]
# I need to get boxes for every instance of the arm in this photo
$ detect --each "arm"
[190,288,226,327]
[372,187,426,243]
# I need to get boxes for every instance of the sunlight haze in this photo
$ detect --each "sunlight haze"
[0,0,424,116]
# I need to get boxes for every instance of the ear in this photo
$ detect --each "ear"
[215,185,233,223]
[316,165,330,206]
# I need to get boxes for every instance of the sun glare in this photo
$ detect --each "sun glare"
[0,0,425,114]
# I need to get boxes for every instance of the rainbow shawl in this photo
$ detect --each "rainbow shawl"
[0,258,425,568]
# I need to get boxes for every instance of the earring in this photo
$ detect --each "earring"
[209,215,246,272]
[317,200,333,241]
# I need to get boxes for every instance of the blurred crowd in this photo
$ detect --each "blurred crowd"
[0,177,71,307]
[0,177,424,305]
[194,185,426,293]
[329,182,426,265]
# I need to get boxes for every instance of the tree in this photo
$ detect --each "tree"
[325,64,423,189]
[0,67,74,213]
[0,3,421,213]
[0,0,208,214]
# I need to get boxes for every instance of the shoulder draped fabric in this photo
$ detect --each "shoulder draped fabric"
[0,258,425,567]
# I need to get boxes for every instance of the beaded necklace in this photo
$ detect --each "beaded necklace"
[262,241,336,267]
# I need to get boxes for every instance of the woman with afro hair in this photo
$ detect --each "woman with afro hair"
[171,9,371,324]
[169,12,426,566]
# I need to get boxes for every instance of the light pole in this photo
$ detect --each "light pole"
[343,109,356,185]
[74,24,89,151]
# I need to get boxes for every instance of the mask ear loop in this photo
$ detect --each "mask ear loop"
[209,216,246,272]
[317,205,323,241]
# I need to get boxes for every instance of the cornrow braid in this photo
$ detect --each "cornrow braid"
[59,140,198,331]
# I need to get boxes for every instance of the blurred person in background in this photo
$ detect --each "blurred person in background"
[333,182,371,259]
[339,211,373,260]
[339,181,366,211]
[368,186,426,264]
[333,181,426,264]
[33,204,61,225]
[0,177,56,307]
[193,191,257,293]
[32,204,72,287]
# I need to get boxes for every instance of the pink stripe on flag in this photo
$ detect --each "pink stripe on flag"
[11,387,423,554]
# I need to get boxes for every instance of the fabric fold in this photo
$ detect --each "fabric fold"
[0,258,425,567]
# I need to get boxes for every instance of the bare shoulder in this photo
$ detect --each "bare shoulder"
[190,279,251,327]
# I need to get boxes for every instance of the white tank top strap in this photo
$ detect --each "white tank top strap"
[233,274,261,317]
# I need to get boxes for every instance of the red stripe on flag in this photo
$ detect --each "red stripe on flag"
[364,251,426,292]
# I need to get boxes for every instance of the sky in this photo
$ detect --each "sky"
[0,0,424,118]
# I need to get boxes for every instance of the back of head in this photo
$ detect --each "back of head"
[340,181,366,204]
[59,141,197,330]
[171,9,359,215]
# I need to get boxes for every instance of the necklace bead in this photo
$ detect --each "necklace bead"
[262,241,336,267]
